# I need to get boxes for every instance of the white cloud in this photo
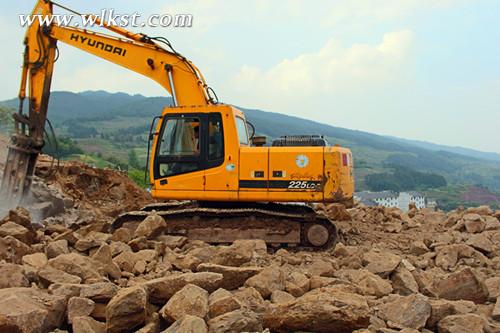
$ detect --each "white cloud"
[226,30,415,115]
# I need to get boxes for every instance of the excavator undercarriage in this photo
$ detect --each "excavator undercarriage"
[112,201,340,250]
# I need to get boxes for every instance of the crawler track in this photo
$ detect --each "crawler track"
[112,201,338,250]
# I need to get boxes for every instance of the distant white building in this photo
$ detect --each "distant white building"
[355,191,426,212]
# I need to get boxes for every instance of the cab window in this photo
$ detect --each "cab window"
[236,117,249,145]
[208,113,224,160]
[160,118,200,156]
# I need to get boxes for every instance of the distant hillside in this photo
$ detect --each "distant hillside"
[2,91,500,201]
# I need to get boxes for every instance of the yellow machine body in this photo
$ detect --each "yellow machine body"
[150,105,354,203]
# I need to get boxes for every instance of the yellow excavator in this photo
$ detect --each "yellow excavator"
[1,0,354,249]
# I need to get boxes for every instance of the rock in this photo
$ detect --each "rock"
[435,244,489,271]
[427,299,477,329]
[134,214,167,239]
[160,284,209,323]
[208,289,241,318]
[0,263,29,288]
[208,309,262,333]
[0,222,34,244]
[113,249,157,273]
[271,290,295,304]
[212,239,266,266]
[106,286,148,333]
[432,268,488,304]
[285,271,310,297]
[263,287,370,333]
[197,263,262,290]
[72,316,105,333]
[485,215,500,230]
[163,315,207,333]
[409,241,430,256]
[109,241,132,257]
[233,287,268,313]
[52,230,78,246]
[91,244,121,280]
[4,207,32,229]
[463,214,486,233]
[135,312,161,333]
[111,227,132,243]
[244,266,285,298]
[48,253,104,283]
[437,313,485,333]
[45,240,70,259]
[67,297,95,324]
[378,294,431,330]
[466,233,493,253]
[363,249,401,277]
[38,266,83,285]
[22,252,48,269]
[141,272,223,304]
[302,259,335,277]
[74,231,111,252]
[391,265,419,296]
[0,236,32,263]
[157,235,188,249]
[465,206,493,216]
[80,282,120,302]
[485,277,500,301]
[493,297,500,321]
[48,283,87,299]
[336,269,392,297]
[0,287,66,333]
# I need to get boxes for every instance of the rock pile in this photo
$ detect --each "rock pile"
[0,162,499,332]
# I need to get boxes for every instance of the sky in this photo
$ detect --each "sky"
[0,0,499,153]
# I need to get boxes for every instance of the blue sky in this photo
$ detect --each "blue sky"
[0,0,499,153]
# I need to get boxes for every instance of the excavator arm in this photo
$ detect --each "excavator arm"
[1,0,214,206]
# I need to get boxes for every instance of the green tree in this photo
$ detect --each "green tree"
[128,149,142,170]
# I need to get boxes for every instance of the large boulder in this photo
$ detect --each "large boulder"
[141,272,223,304]
[263,287,370,333]
[362,249,401,277]
[67,297,95,324]
[0,222,34,245]
[160,284,209,323]
[74,231,111,252]
[106,286,148,333]
[134,214,167,239]
[437,313,485,333]
[434,244,489,271]
[197,263,262,290]
[163,315,207,333]
[335,269,392,297]
[80,282,120,302]
[45,240,70,259]
[378,294,431,330]
[208,289,241,319]
[38,266,82,285]
[48,253,104,283]
[432,268,488,304]
[427,299,476,329]
[211,239,266,267]
[0,288,67,333]
[72,316,105,333]
[0,263,29,288]
[208,309,262,333]
[244,266,285,298]
[0,236,32,264]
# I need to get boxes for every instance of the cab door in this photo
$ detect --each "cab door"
[154,113,206,191]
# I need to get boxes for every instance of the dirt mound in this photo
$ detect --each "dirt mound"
[35,159,152,219]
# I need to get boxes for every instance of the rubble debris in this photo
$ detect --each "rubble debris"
[0,159,498,332]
